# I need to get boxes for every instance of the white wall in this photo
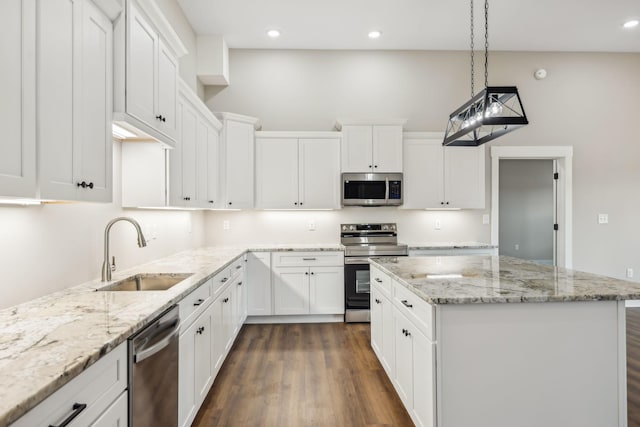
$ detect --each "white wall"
[0,142,205,309]
[204,49,640,281]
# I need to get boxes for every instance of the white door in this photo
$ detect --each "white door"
[77,0,112,202]
[299,138,341,209]
[210,295,226,374]
[255,138,298,209]
[444,145,485,208]
[157,38,178,140]
[222,286,235,351]
[36,0,76,200]
[371,286,384,355]
[225,120,254,208]
[126,2,157,126]
[394,310,414,408]
[309,266,344,314]
[247,252,272,316]
[380,293,396,377]
[194,310,213,405]
[402,137,444,209]
[178,327,196,427]
[273,267,310,315]
[0,0,36,197]
[206,125,220,208]
[341,125,373,172]
[196,119,209,207]
[90,391,128,427]
[372,125,403,172]
[412,331,436,427]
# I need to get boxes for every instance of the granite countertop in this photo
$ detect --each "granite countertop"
[407,242,497,250]
[0,244,343,426]
[371,255,640,305]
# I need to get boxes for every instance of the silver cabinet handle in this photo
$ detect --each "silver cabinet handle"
[401,300,413,308]
[302,257,316,261]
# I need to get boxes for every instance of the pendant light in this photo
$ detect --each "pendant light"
[443,0,528,147]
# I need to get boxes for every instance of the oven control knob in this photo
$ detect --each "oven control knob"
[342,225,347,231]
[390,224,396,230]
[349,225,355,231]
[382,224,389,230]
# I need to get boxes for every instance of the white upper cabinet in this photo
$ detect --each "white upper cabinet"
[38,0,113,202]
[114,0,186,147]
[0,0,36,198]
[216,113,260,209]
[403,133,485,209]
[337,120,405,173]
[255,133,341,210]
[170,80,222,208]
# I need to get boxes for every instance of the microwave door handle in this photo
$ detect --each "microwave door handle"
[385,177,389,204]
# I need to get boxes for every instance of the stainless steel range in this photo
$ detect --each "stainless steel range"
[341,223,408,322]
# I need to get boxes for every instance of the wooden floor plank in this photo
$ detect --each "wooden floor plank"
[193,323,413,427]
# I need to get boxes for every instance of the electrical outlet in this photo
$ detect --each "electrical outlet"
[308,220,316,231]
[435,219,442,230]
[627,268,634,279]
[223,220,230,230]
[482,214,490,225]
[515,244,519,251]
[598,214,608,224]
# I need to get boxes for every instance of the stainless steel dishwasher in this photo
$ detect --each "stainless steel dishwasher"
[129,305,180,427]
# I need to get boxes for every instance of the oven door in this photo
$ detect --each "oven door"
[344,258,371,310]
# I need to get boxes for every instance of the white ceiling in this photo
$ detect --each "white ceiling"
[177,0,640,52]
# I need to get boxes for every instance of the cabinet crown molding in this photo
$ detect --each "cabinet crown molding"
[178,79,222,131]
[334,118,407,130]
[214,112,261,129]
[134,0,188,57]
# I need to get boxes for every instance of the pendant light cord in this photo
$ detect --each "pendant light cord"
[484,0,489,88]
[470,0,474,97]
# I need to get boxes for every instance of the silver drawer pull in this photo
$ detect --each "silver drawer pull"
[302,257,317,261]
[401,300,413,308]
[51,403,87,427]
[193,298,205,306]
[374,278,383,283]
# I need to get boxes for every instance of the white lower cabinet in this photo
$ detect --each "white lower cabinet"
[273,265,344,315]
[309,267,344,314]
[371,282,395,377]
[246,252,272,316]
[11,343,127,427]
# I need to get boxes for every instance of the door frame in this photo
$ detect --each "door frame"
[491,146,573,268]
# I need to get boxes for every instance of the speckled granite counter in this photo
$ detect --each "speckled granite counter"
[407,241,497,250]
[0,244,343,426]
[371,255,640,304]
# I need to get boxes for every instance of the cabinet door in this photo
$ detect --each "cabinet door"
[402,137,444,209]
[247,252,272,316]
[36,0,76,200]
[225,120,254,208]
[211,294,226,374]
[412,331,436,427]
[299,138,341,209]
[77,0,112,202]
[381,293,396,378]
[171,99,197,207]
[196,119,209,207]
[255,138,298,209]
[206,125,220,208]
[444,145,485,208]
[157,38,178,140]
[89,391,128,427]
[372,125,403,172]
[309,266,344,314]
[126,2,157,126]
[234,276,246,330]
[194,309,213,406]
[0,0,36,197]
[394,310,414,408]
[178,324,196,427]
[341,125,373,172]
[371,285,384,356]
[222,286,235,351]
[273,267,310,315]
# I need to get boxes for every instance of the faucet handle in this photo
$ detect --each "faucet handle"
[111,256,116,272]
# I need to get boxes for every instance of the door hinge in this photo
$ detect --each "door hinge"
[554,224,559,231]
[553,172,559,180]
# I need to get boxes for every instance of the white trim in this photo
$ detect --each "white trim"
[255,131,341,139]
[334,118,407,130]
[244,314,344,324]
[617,300,628,427]
[491,146,573,268]
[135,0,188,57]
[214,112,261,129]
[178,78,222,131]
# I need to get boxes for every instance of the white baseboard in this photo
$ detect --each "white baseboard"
[245,314,344,324]
[625,300,640,308]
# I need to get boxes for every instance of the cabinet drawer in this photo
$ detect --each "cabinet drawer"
[228,256,245,279]
[370,266,392,296]
[393,280,435,340]
[272,251,343,267]
[179,279,212,331]
[211,268,233,295]
[12,343,127,427]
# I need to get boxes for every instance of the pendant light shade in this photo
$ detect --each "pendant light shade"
[443,86,528,147]
[443,0,528,147]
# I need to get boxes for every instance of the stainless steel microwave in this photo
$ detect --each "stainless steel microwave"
[341,173,403,206]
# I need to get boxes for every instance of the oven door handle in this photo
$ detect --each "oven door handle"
[344,257,371,265]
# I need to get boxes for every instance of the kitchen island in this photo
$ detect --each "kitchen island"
[369,255,640,427]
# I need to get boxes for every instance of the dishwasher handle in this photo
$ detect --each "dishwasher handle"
[133,319,180,364]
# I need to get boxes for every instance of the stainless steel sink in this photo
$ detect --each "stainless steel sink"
[99,273,193,291]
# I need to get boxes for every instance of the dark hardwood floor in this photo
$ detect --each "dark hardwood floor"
[193,323,413,427]
[193,311,640,427]
[628,308,640,426]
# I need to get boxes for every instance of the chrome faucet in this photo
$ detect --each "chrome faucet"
[102,217,147,281]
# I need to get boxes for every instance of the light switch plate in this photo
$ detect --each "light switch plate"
[435,219,442,230]
[598,214,608,224]
[308,221,316,231]
[482,214,490,225]
[223,220,230,230]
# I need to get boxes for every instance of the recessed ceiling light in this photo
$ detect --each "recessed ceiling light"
[623,19,639,28]
[266,29,281,38]
[368,30,382,39]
